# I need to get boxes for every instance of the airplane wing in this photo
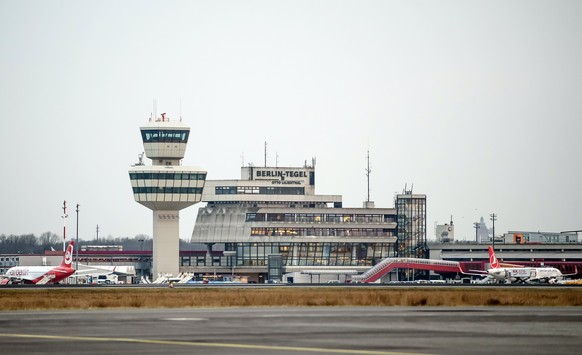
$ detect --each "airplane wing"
[498,262,524,268]
[459,264,488,276]
[562,266,578,277]
[35,275,53,285]
[462,270,489,277]
[76,264,136,276]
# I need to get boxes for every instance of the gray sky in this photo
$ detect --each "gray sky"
[1,1,581,242]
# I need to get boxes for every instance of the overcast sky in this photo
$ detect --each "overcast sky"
[1,1,581,243]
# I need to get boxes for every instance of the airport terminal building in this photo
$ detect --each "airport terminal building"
[187,161,427,282]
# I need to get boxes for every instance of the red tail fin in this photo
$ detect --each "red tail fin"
[61,241,74,268]
[488,246,500,269]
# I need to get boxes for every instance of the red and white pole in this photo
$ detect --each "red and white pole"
[62,200,68,252]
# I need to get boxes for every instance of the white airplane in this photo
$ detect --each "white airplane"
[0,241,75,285]
[481,246,573,284]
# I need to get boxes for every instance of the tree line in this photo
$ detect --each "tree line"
[0,232,154,254]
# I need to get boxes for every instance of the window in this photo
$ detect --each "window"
[259,187,305,195]
[141,130,190,143]
[130,172,206,181]
[215,186,237,194]
[132,187,203,194]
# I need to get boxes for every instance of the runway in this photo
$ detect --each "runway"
[0,307,581,354]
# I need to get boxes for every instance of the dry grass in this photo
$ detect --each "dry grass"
[0,287,581,310]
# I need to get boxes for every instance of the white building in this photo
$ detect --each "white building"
[188,160,427,282]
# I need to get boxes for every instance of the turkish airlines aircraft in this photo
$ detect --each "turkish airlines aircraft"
[486,246,567,284]
[0,241,75,285]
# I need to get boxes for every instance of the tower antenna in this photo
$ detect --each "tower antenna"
[264,141,268,167]
[365,149,372,202]
[179,98,183,122]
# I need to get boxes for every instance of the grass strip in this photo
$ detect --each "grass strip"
[0,287,581,310]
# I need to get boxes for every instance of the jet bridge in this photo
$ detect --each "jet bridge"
[350,257,463,283]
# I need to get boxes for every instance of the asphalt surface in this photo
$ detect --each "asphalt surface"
[0,307,581,355]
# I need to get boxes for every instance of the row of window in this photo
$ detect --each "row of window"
[180,242,393,267]
[227,242,393,267]
[78,257,149,263]
[215,186,305,195]
[0,262,18,267]
[129,172,206,181]
[246,213,395,223]
[141,130,189,143]
[250,227,394,238]
[132,187,203,194]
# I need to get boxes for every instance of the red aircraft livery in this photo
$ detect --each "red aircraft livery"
[1,241,75,285]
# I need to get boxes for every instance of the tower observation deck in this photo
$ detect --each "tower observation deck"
[129,113,206,277]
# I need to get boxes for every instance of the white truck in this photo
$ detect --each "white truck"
[96,274,118,285]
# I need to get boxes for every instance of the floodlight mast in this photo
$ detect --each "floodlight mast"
[61,201,68,252]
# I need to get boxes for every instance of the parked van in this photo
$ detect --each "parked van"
[96,274,115,284]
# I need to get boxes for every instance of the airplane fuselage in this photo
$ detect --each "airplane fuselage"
[4,265,74,284]
[488,266,562,283]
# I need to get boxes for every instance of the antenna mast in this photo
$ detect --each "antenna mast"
[264,141,268,167]
[365,149,371,202]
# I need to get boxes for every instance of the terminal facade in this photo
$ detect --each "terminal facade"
[187,161,427,282]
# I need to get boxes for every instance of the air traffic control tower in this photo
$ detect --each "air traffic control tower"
[129,113,206,278]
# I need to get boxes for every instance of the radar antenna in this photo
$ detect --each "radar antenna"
[132,152,145,167]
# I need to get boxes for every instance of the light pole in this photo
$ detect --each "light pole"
[61,201,68,252]
[490,213,497,250]
[75,204,80,283]
[138,237,145,280]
